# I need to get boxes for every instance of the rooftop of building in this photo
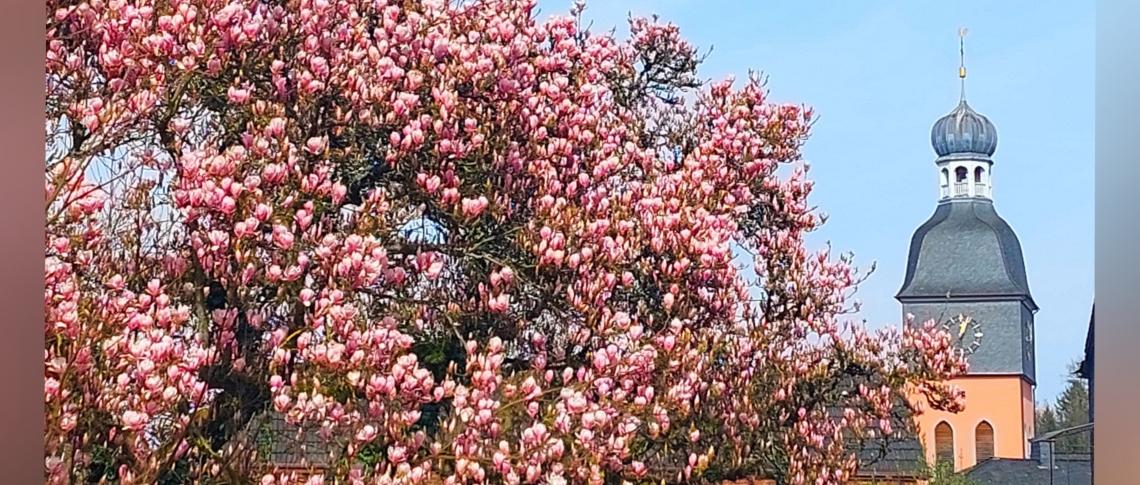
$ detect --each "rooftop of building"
[897,197,1035,309]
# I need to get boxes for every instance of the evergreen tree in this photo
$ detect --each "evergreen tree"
[1054,376,1091,452]
[1035,362,1091,453]
[1036,403,1060,434]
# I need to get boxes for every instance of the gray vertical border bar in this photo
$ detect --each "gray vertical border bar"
[0,0,44,482]
[1097,1,1140,483]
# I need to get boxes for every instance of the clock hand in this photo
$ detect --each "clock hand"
[958,315,969,338]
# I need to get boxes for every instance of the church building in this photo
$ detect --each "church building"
[895,45,1039,472]
[848,34,1094,485]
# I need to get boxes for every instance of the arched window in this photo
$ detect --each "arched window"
[974,166,985,183]
[975,421,995,463]
[935,421,955,467]
[955,167,968,182]
[941,168,949,185]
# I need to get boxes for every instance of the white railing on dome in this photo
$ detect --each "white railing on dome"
[975,183,987,198]
[953,182,970,197]
[940,185,949,198]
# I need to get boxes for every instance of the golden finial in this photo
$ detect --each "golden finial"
[958,27,969,100]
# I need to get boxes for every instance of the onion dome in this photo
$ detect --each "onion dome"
[930,100,998,158]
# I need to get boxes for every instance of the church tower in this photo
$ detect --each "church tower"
[897,30,1038,472]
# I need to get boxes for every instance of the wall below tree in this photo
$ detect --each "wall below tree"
[910,375,1034,471]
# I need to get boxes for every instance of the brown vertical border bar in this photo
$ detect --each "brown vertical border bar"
[1097,0,1140,483]
[0,0,45,482]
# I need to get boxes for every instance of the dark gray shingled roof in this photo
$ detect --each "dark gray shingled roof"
[963,457,1091,485]
[847,406,929,480]
[964,424,1093,485]
[260,412,336,468]
[853,435,926,479]
[896,197,1036,310]
[931,99,998,158]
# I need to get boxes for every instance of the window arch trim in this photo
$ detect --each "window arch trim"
[975,420,996,463]
[934,421,955,468]
[954,166,968,182]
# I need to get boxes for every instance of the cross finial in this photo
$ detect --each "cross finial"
[958,27,969,100]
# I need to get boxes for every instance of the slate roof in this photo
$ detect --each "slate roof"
[259,412,336,468]
[848,407,929,480]
[963,457,1091,485]
[965,424,1094,485]
[897,198,1036,310]
[931,100,999,158]
[852,435,926,479]
[260,409,933,482]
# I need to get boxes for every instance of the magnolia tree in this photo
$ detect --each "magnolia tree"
[44,0,968,483]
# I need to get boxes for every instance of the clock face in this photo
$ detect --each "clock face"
[941,314,983,355]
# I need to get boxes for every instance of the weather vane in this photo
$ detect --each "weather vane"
[958,27,969,100]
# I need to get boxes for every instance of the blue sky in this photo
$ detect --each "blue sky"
[535,0,1095,403]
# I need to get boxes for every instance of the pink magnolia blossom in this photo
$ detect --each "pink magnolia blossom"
[226,86,251,104]
[461,196,489,219]
[121,410,149,432]
[43,1,966,484]
[305,136,328,155]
